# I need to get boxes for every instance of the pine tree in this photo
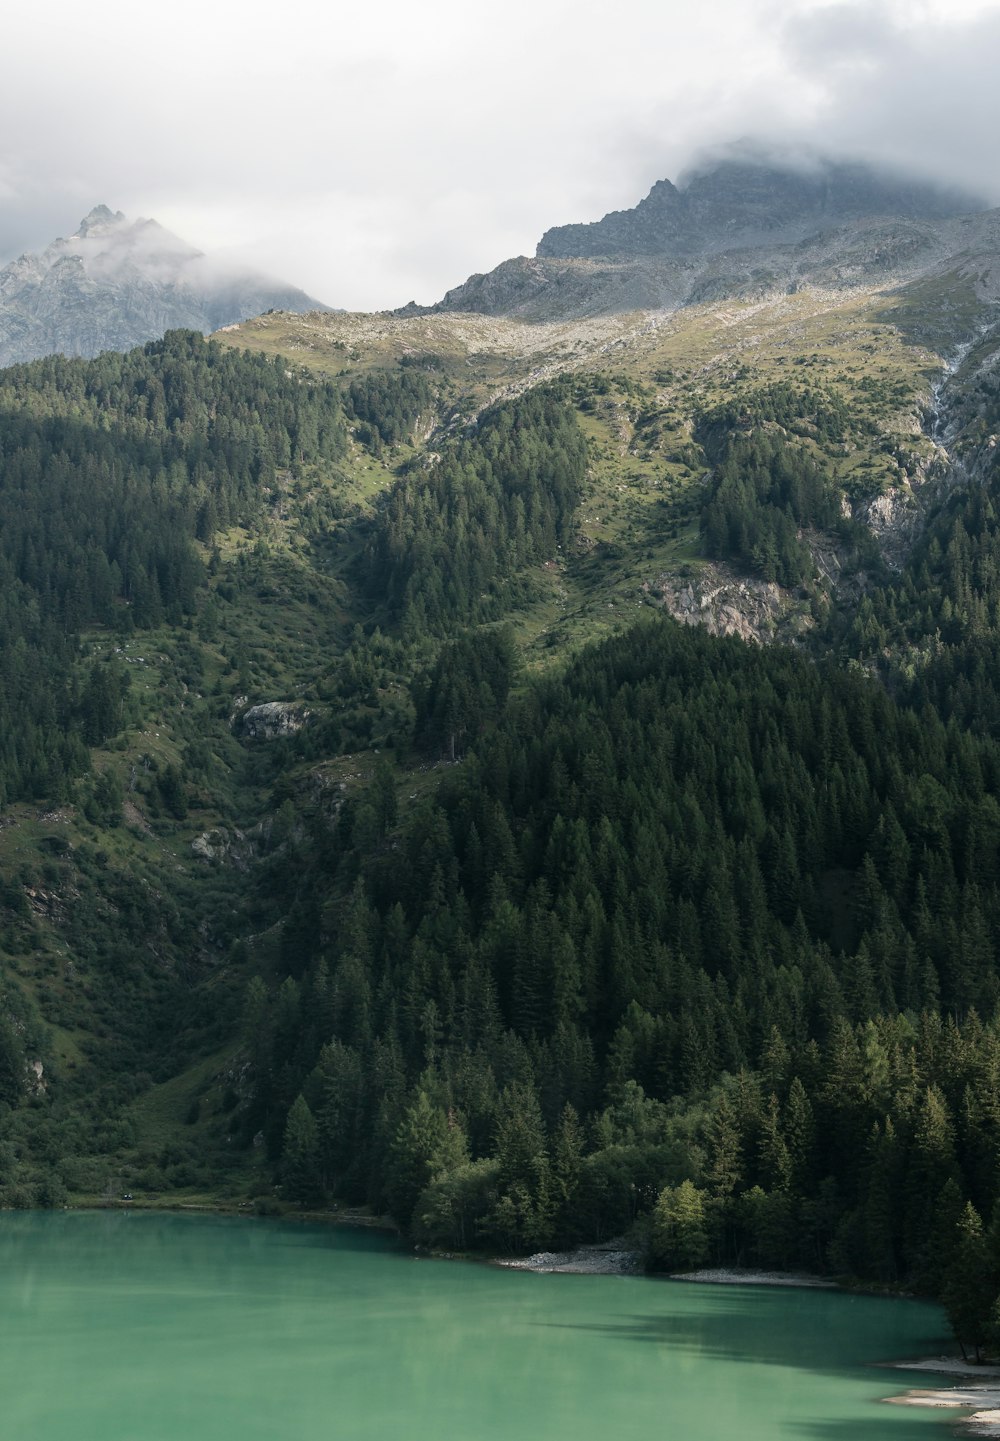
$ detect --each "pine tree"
[942,1203,996,1361]
[281,1095,323,1207]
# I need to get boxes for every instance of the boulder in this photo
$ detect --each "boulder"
[237,701,311,740]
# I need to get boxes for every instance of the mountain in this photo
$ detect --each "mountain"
[0,205,329,365]
[425,154,998,321]
[536,154,983,258]
[7,150,1000,1348]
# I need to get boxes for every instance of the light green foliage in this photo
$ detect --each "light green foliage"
[941,1202,996,1361]
[415,1157,500,1250]
[386,1092,466,1229]
[651,1180,710,1270]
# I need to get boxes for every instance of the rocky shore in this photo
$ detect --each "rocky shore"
[499,1251,1000,1433]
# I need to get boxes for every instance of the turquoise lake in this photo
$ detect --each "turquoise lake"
[0,1211,959,1440]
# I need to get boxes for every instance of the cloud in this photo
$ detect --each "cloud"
[0,0,998,309]
[776,2,1000,199]
[782,4,899,70]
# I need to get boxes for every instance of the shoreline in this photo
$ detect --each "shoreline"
[668,1267,837,1289]
[883,1358,1000,1436]
[63,1196,399,1232]
[497,1244,641,1275]
[498,1249,1000,1436]
[496,1253,844,1286]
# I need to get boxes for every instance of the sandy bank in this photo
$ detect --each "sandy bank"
[884,1358,1000,1435]
[498,1245,641,1275]
[669,1267,837,1288]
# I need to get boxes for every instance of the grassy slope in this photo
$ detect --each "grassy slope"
[217,285,957,659]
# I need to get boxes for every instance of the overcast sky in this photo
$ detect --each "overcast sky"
[2,0,999,310]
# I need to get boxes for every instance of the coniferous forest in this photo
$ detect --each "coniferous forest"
[5,317,1000,1360]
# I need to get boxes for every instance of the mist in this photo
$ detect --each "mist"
[2,0,999,310]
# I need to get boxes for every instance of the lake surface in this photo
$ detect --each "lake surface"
[0,1211,957,1441]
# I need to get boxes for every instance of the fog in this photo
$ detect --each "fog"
[2,0,999,310]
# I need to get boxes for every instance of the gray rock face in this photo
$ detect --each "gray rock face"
[854,488,923,568]
[536,158,983,260]
[656,567,797,646]
[237,701,311,740]
[425,155,996,323]
[191,826,256,869]
[0,206,329,366]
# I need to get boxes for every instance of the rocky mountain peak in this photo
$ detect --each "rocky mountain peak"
[0,207,330,366]
[537,155,986,260]
[75,205,127,237]
[425,147,998,322]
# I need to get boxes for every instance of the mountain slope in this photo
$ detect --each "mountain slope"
[7,155,1000,1348]
[424,156,997,322]
[0,206,329,365]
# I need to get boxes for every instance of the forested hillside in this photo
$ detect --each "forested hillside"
[368,387,586,631]
[0,333,345,804]
[698,381,877,585]
[254,622,1000,1330]
[3,286,1000,1356]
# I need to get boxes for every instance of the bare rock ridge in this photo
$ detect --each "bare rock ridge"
[536,158,984,259]
[424,155,995,322]
[0,206,329,366]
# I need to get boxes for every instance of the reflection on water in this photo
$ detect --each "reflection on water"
[0,1212,956,1441]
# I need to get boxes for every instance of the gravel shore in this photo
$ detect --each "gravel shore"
[497,1255,844,1283]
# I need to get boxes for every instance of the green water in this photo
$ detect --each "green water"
[0,1212,957,1441]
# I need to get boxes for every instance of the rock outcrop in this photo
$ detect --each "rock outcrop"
[653,565,809,645]
[190,827,257,869]
[236,701,311,740]
[854,487,923,569]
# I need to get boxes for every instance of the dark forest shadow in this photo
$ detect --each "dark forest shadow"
[537,1291,950,1380]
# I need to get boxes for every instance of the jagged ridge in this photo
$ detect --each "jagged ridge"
[426,155,995,322]
[537,157,984,259]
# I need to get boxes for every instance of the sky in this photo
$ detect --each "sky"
[2,0,999,310]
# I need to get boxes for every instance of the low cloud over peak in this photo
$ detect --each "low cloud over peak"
[0,0,998,309]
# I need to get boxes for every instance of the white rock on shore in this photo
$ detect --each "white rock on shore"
[884,1358,1000,1436]
[498,1246,641,1275]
